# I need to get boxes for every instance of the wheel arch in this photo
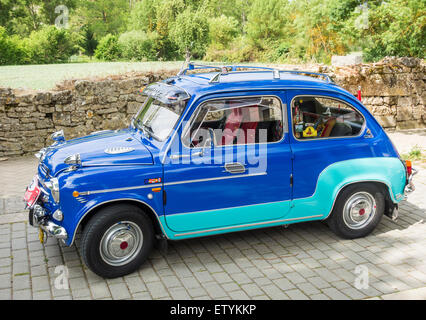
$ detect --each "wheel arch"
[325,180,396,221]
[70,198,167,246]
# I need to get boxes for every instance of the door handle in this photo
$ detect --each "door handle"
[224,162,246,174]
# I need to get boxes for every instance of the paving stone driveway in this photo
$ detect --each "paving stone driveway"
[0,132,425,300]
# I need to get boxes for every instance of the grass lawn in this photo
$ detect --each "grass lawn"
[0,61,185,90]
[0,61,302,91]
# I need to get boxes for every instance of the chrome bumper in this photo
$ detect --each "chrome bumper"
[404,168,417,198]
[29,204,68,240]
[40,220,68,240]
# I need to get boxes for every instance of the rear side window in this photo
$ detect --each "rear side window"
[183,96,284,148]
[291,96,364,140]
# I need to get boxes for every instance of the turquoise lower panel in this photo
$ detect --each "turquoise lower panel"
[160,214,323,240]
[288,157,406,221]
[162,157,406,240]
[165,201,291,234]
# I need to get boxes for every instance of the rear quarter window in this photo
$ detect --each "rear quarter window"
[291,96,365,140]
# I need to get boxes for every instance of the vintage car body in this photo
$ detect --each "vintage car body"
[25,63,416,277]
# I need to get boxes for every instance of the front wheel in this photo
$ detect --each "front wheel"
[81,204,154,278]
[327,183,385,239]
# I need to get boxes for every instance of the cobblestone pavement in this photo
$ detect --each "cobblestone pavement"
[0,132,425,300]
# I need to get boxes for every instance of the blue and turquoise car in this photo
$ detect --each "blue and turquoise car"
[25,63,416,278]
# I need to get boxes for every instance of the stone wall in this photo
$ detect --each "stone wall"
[328,57,425,130]
[0,71,177,157]
[0,57,424,157]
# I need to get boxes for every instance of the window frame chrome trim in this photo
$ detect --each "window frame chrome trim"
[289,94,367,142]
[180,94,288,150]
[160,86,362,164]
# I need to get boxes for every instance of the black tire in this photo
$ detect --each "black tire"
[81,204,154,278]
[327,183,385,239]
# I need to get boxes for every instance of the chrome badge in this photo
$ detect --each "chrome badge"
[104,147,135,155]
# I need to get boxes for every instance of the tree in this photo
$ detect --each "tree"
[169,7,209,60]
[208,15,239,49]
[355,0,426,61]
[40,0,77,25]
[73,0,129,39]
[0,0,15,33]
[0,26,28,65]
[94,34,122,61]
[245,0,289,46]
[127,0,158,32]
[24,25,78,64]
[119,30,158,61]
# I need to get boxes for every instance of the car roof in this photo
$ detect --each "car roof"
[167,71,356,101]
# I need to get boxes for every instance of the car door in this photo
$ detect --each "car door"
[163,91,293,234]
[286,89,373,219]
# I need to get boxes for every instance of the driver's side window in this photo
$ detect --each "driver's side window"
[183,96,284,148]
[292,96,364,140]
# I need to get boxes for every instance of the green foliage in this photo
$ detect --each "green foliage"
[169,7,209,59]
[0,0,424,65]
[94,34,121,61]
[73,0,129,39]
[127,0,157,32]
[208,15,239,49]
[401,145,424,163]
[357,0,426,61]
[119,30,158,61]
[245,0,289,46]
[0,26,28,65]
[1,24,79,66]
[24,25,78,64]
[205,36,258,62]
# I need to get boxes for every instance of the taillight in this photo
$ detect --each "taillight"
[405,160,412,176]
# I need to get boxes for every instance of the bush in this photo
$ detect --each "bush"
[0,26,28,65]
[127,0,157,32]
[208,15,239,49]
[94,34,122,61]
[204,37,259,62]
[118,30,158,61]
[24,26,78,64]
[360,0,425,61]
[169,8,209,59]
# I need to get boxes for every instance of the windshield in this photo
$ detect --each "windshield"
[134,97,187,141]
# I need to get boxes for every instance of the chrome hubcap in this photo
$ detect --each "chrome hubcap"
[100,221,143,266]
[343,192,376,230]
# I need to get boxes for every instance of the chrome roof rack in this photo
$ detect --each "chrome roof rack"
[177,62,333,84]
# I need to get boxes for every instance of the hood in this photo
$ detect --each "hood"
[41,129,153,176]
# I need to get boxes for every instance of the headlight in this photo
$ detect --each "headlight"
[45,178,60,203]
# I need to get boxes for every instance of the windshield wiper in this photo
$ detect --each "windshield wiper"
[133,116,160,140]
[133,118,149,137]
[143,123,158,140]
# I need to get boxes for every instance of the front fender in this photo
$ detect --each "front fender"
[64,191,164,246]
[56,165,163,246]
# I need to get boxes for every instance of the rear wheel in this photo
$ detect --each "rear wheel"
[327,183,385,239]
[81,204,154,278]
